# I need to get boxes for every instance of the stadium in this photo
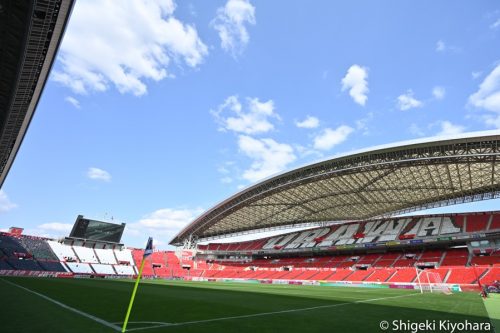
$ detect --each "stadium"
[1,1,499,333]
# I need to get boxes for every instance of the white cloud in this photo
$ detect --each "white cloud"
[211,95,279,135]
[217,161,238,186]
[212,0,256,56]
[355,112,374,135]
[52,0,208,96]
[17,222,74,240]
[472,71,482,80]
[397,90,423,111]
[188,3,197,17]
[409,123,425,137]
[0,190,17,213]
[221,177,233,184]
[238,135,296,182]
[136,208,202,230]
[295,144,323,159]
[218,166,230,174]
[435,40,460,53]
[313,125,354,151]
[87,167,111,182]
[436,40,446,52]
[295,116,320,129]
[468,64,500,113]
[483,115,500,128]
[153,239,165,247]
[123,207,203,249]
[341,65,369,106]
[432,86,446,100]
[491,18,500,29]
[65,96,80,109]
[435,121,465,136]
[38,223,73,232]
[217,161,235,175]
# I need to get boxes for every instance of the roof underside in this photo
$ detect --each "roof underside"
[171,133,500,245]
[0,0,73,188]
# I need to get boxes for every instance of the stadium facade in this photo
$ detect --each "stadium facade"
[0,2,497,290]
[0,204,498,290]
[2,133,498,292]
[143,132,499,291]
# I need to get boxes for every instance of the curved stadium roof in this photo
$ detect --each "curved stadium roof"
[0,0,74,188]
[171,131,500,245]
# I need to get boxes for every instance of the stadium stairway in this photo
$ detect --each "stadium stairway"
[362,270,377,281]
[387,268,417,283]
[446,267,488,284]
[346,269,372,282]
[480,267,500,285]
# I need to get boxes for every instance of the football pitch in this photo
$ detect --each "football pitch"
[0,277,496,333]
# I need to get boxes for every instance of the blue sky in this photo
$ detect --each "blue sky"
[1,0,500,249]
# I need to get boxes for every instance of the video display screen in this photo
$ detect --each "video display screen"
[69,216,125,243]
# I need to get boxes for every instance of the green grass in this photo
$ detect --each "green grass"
[484,294,500,332]
[0,277,494,333]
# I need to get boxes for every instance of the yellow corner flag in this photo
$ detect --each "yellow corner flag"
[122,237,153,332]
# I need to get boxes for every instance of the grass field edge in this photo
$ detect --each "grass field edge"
[0,278,122,332]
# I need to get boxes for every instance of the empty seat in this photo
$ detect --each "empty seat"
[66,262,94,274]
[471,256,499,266]
[466,215,489,232]
[364,268,395,282]
[114,249,134,265]
[446,267,487,284]
[7,259,43,271]
[0,235,29,257]
[326,269,353,281]
[114,265,136,275]
[73,246,98,263]
[47,241,77,261]
[387,268,416,283]
[489,215,500,230]
[95,248,117,264]
[91,264,116,274]
[17,237,58,260]
[480,268,500,285]
[0,260,14,270]
[345,270,372,282]
[38,261,67,272]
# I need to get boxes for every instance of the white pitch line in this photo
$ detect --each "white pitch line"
[127,292,421,332]
[0,278,121,332]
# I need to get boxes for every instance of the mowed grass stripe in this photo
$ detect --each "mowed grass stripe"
[0,277,122,333]
[0,277,492,333]
[125,292,422,332]
[139,279,416,300]
[3,277,356,323]
[0,278,121,331]
[483,294,500,333]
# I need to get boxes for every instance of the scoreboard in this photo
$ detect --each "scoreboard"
[69,215,125,243]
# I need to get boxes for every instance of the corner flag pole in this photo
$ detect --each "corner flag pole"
[122,237,153,333]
